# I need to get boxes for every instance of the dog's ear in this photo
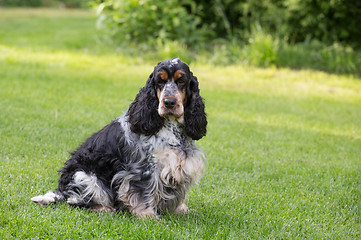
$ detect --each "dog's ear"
[128,72,164,135]
[184,73,207,140]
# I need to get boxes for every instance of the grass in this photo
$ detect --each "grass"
[0,8,361,239]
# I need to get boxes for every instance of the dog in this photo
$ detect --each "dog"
[31,58,207,219]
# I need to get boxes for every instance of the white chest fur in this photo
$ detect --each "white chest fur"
[153,147,205,187]
[151,121,205,187]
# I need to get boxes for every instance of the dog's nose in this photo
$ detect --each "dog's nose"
[164,98,176,109]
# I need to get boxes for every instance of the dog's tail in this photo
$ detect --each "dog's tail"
[31,190,64,206]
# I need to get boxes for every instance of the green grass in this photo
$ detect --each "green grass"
[1,8,361,239]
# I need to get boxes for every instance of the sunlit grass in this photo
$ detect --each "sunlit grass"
[0,8,360,239]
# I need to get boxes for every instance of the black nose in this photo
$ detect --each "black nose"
[164,98,176,109]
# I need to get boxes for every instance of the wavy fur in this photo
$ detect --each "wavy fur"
[31,58,207,219]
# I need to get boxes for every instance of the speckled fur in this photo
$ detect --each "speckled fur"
[31,58,207,218]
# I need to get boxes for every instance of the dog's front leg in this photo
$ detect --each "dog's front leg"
[175,201,188,214]
[126,194,158,219]
[118,185,158,219]
[131,204,158,219]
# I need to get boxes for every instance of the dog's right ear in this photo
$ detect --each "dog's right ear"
[128,72,164,135]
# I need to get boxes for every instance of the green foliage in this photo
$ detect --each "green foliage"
[95,0,211,47]
[285,0,361,47]
[94,0,361,48]
[200,26,361,75]
[191,0,287,40]
[246,25,279,67]
[193,0,361,47]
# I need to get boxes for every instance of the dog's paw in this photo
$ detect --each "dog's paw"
[92,205,116,213]
[31,191,57,205]
[134,208,159,220]
[175,203,188,214]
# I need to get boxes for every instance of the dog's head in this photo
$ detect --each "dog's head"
[128,58,207,140]
[154,58,189,119]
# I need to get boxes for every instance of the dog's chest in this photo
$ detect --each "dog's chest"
[152,145,204,193]
[137,120,204,188]
[142,121,187,152]
[152,123,204,186]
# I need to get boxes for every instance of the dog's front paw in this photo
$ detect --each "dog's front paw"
[133,208,159,220]
[175,203,188,214]
[92,205,116,213]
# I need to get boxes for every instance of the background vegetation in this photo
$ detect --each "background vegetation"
[92,0,361,75]
[95,0,361,47]
[1,0,360,74]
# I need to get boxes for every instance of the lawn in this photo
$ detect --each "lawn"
[0,8,360,239]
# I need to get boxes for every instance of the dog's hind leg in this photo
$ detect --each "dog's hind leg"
[64,171,114,210]
[31,190,63,205]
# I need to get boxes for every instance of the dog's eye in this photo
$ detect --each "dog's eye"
[157,79,167,86]
[177,78,185,85]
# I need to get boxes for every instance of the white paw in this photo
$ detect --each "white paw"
[133,208,159,220]
[92,205,116,213]
[31,191,56,205]
[175,203,188,214]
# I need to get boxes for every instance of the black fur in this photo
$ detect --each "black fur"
[184,74,207,140]
[128,73,165,136]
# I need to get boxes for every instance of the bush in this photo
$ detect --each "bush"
[94,0,361,48]
[285,0,361,48]
[246,25,279,67]
[95,0,211,47]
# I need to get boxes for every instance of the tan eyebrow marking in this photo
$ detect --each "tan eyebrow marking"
[174,70,184,81]
[158,71,168,81]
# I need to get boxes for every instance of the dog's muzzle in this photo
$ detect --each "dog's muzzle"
[158,82,184,118]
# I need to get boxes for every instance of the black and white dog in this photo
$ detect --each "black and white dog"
[31,58,207,219]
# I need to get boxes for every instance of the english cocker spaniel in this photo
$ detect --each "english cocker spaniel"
[31,58,207,219]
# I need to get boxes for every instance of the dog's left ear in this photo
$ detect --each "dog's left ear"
[128,72,164,135]
[184,73,207,140]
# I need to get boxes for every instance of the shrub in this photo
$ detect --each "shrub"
[94,0,361,48]
[95,0,211,47]
[285,0,361,48]
[246,25,279,67]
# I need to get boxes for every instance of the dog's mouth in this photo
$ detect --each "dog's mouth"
[158,104,184,120]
